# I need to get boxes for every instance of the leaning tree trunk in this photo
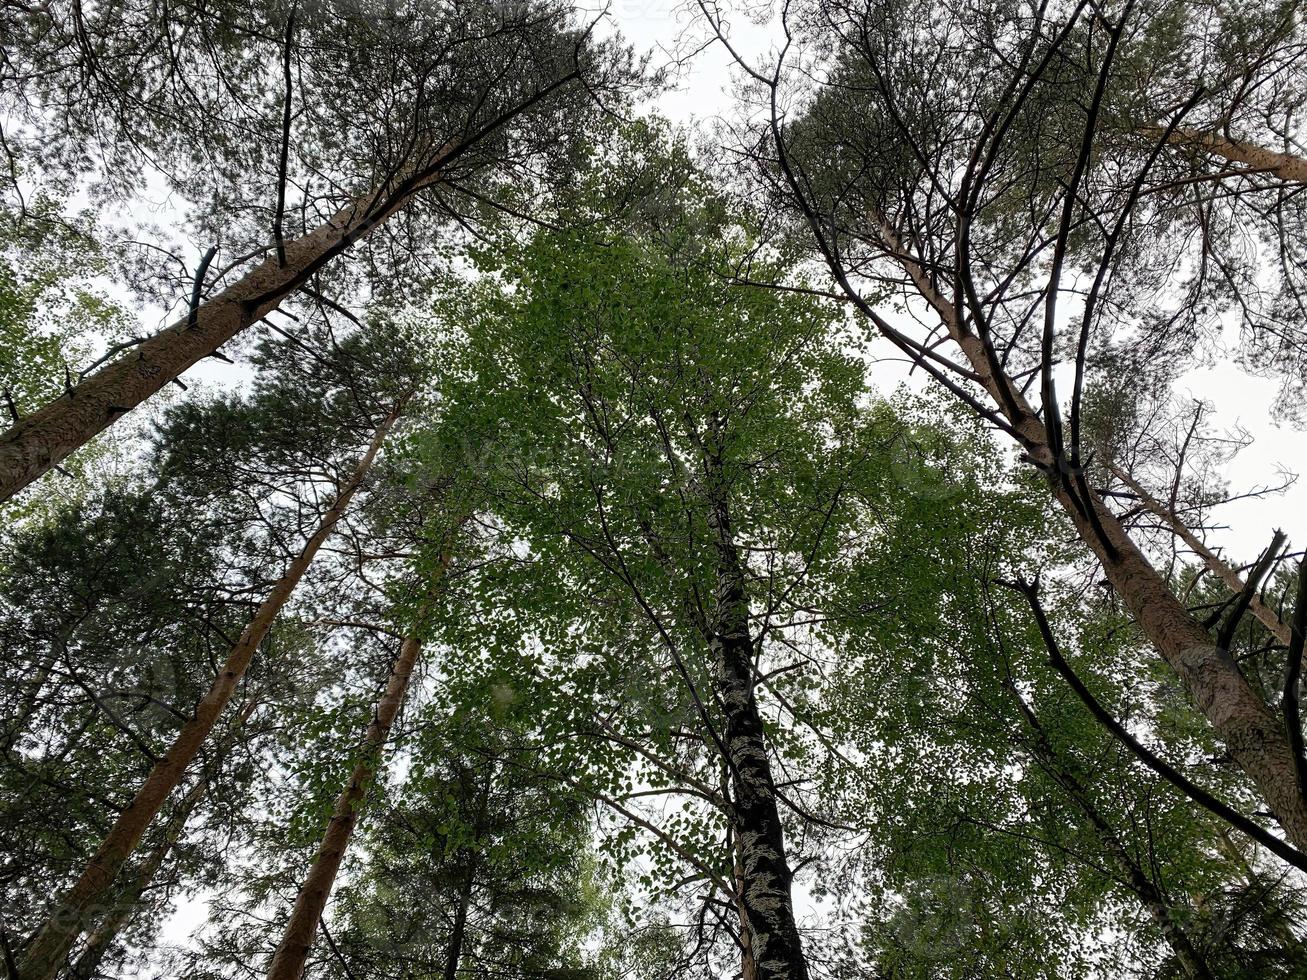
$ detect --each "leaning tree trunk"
[265,538,458,980]
[1063,772,1213,979]
[1010,690,1213,979]
[879,231,1307,852]
[702,450,809,980]
[0,63,586,506]
[69,774,208,979]
[1149,125,1307,184]
[263,632,423,980]
[14,410,398,980]
[0,157,445,507]
[68,698,258,979]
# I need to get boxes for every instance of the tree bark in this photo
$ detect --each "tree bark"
[881,228,1307,851]
[265,540,458,980]
[732,844,760,980]
[702,449,809,980]
[13,410,397,980]
[442,867,474,980]
[1150,125,1307,184]
[0,151,449,507]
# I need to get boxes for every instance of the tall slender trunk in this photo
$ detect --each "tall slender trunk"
[442,869,474,980]
[266,540,458,980]
[702,449,809,980]
[13,411,397,980]
[1091,813,1211,979]
[68,699,258,979]
[881,232,1307,851]
[442,771,490,980]
[1010,692,1213,979]
[69,775,207,980]
[0,160,444,506]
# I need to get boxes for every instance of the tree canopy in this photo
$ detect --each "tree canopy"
[2,3,1307,979]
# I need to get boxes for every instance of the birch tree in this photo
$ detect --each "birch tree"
[424,138,919,978]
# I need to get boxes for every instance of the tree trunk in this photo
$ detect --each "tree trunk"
[881,229,1307,851]
[442,869,474,980]
[68,698,258,979]
[441,761,492,980]
[1085,803,1212,979]
[13,411,397,980]
[266,540,458,980]
[69,776,207,980]
[1149,125,1307,184]
[702,449,809,980]
[0,153,448,507]
[732,845,760,980]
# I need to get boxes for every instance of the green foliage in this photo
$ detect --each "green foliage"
[0,203,131,418]
[324,711,607,979]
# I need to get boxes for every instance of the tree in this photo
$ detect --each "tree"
[0,0,641,502]
[265,513,466,980]
[5,15,1307,973]
[0,459,336,976]
[709,0,1307,855]
[10,320,418,980]
[422,132,962,978]
[803,403,1306,977]
[0,200,134,523]
[321,707,613,980]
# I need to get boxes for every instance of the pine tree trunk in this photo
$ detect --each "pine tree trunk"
[266,540,458,980]
[882,233,1307,851]
[1149,125,1307,184]
[13,411,397,980]
[703,449,809,980]
[0,158,446,507]
[68,699,257,979]
[263,634,423,980]
[68,776,208,980]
